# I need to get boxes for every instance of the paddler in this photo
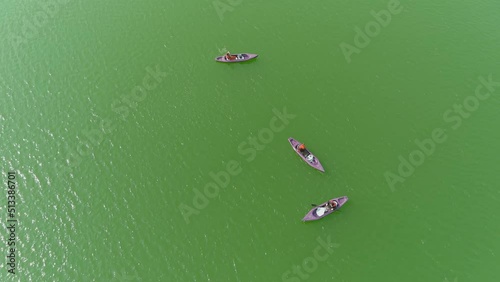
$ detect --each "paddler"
[298,144,309,157]
[225,52,237,61]
[298,144,306,152]
[327,200,338,211]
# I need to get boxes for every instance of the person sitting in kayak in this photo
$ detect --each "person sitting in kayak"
[298,144,307,154]
[327,200,338,211]
[298,144,312,159]
[225,52,237,61]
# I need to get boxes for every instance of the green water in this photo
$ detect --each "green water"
[1,0,500,281]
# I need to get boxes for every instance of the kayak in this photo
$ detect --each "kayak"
[302,196,348,222]
[215,53,258,63]
[288,137,325,172]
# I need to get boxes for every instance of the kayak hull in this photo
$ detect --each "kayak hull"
[215,53,258,63]
[302,196,348,221]
[288,138,325,172]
